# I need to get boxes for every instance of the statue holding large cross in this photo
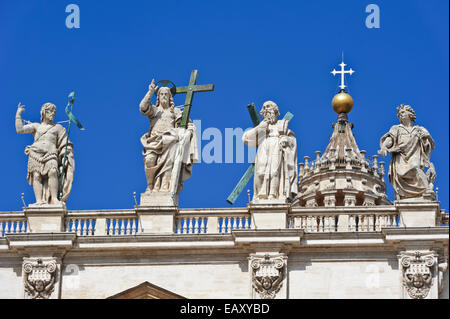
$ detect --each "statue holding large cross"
[241,101,298,204]
[139,70,213,206]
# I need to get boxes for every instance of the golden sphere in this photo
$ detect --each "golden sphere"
[332,92,354,114]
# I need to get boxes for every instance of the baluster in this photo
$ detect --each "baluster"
[193,218,198,234]
[224,218,229,233]
[74,219,79,235]
[306,216,311,232]
[1,221,5,237]
[230,217,235,231]
[349,215,355,231]
[91,219,96,235]
[304,217,309,231]
[367,215,374,231]
[248,217,251,229]
[80,219,85,236]
[388,215,394,227]
[130,218,137,235]
[119,219,124,235]
[236,217,241,230]
[381,215,386,229]
[311,217,317,232]
[19,221,23,233]
[218,218,223,233]
[186,217,191,234]
[242,217,247,230]
[112,219,117,235]
[180,218,186,234]
[106,219,111,235]
[326,216,332,232]
[123,219,128,235]
[203,217,208,233]
[128,218,133,234]
[198,217,202,233]
[317,216,323,232]
[85,219,91,236]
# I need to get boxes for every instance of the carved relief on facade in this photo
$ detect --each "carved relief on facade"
[23,258,57,299]
[400,251,435,299]
[250,254,286,299]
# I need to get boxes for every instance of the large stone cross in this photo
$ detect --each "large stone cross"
[175,70,214,128]
[169,70,214,197]
[226,104,293,204]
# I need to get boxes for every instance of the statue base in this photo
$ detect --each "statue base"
[140,191,178,207]
[395,200,440,227]
[251,197,288,205]
[24,204,66,233]
[248,203,290,230]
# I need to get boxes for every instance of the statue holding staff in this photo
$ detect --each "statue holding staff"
[15,102,75,205]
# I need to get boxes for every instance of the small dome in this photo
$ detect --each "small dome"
[332,92,354,114]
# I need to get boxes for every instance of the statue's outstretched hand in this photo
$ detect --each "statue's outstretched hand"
[149,79,158,93]
[378,149,387,157]
[17,102,25,115]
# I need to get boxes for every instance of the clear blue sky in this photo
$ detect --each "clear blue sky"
[0,0,448,211]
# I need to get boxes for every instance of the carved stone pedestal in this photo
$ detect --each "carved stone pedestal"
[140,191,178,207]
[396,201,440,227]
[136,206,176,234]
[248,204,289,230]
[24,204,66,233]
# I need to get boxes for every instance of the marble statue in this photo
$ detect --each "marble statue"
[139,79,198,195]
[378,104,436,200]
[242,101,298,203]
[15,102,75,205]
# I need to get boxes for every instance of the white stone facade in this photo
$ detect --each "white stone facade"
[0,203,448,299]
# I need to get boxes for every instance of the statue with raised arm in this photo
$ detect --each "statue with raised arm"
[378,104,436,200]
[15,102,75,206]
[242,101,298,203]
[139,79,198,197]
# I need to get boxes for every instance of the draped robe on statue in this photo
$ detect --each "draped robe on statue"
[140,105,198,194]
[380,124,435,199]
[243,119,298,201]
[25,123,74,203]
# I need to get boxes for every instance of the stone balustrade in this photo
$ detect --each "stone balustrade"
[175,208,251,234]
[289,206,399,232]
[2,204,447,237]
[0,212,28,237]
[65,209,140,236]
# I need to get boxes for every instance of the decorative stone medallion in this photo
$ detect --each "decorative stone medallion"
[23,258,57,299]
[400,251,435,299]
[250,254,286,299]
